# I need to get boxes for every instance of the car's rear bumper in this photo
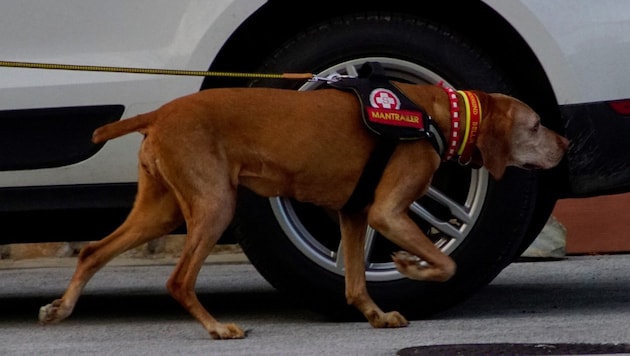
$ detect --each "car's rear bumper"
[561,99,630,196]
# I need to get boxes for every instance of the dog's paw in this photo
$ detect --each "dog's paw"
[384,311,409,328]
[392,250,420,264]
[392,250,455,282]
[39,299,71,325]
[391,250,425,278]
[373,311,409,328]
[209,323,246,340]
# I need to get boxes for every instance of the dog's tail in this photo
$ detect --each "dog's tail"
[92,111,155,144]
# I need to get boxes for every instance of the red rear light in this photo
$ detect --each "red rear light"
[608,100,630,115]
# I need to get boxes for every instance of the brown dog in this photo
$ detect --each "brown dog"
[38,83,568,339]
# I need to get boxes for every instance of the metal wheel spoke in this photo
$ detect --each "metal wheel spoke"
[344,63,360,77]
[335,242,345,270]
[364,226,377,266]
[408,186,473,239]
[409,202,462,238]
[333,225,378,271]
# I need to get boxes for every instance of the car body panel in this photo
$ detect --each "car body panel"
[0,0,264,188]
[483,0,630,195]
[484,0,630,104]
[562,102,630,195]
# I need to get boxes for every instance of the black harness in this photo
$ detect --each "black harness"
[329,62,445,212]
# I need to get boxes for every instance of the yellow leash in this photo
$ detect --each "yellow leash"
[0,60,315,80]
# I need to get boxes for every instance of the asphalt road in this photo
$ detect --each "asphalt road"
[1,254,630,355]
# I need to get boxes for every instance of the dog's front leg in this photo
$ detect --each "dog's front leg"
[339,211,409,328]
[367,144,457,282]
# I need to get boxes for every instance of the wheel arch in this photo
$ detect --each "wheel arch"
[205,1,561,128]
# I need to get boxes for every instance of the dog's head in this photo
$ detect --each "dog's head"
[476,93,569,179]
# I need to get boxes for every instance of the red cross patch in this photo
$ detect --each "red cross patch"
[369,89,400,110]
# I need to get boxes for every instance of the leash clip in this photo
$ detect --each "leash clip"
[309,73,356,84]
[458,155,473,167]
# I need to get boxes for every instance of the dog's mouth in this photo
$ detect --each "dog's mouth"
[522,163,543,170]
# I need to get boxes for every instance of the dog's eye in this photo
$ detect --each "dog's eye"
[531,121,540,133]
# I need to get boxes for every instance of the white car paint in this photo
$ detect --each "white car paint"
[0,0,264,187]
[484,0,630,104]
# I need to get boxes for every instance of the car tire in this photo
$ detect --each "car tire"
[233,13,541,319]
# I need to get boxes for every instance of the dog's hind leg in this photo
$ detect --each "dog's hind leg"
[339,211,409,328]
[39,167,183,325]
[164,179,245,339]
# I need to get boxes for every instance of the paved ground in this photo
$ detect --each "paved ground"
[2,254,630,355]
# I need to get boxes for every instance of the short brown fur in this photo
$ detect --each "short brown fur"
[39,83,568,339]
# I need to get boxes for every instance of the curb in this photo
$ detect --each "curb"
[0,252,250,270]
[0,235,249,269]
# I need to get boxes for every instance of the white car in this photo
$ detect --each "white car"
[1,1,629,319]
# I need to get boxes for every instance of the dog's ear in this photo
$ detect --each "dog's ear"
[476,93,513,180]
[477,135,509,179]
